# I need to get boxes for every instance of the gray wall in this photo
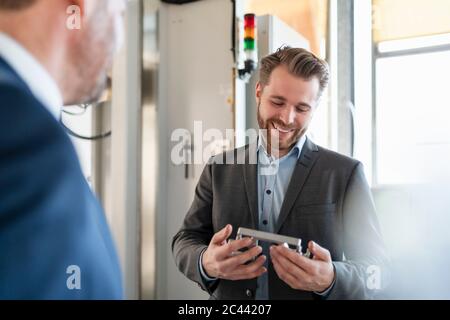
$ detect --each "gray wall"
[157,0,235,299]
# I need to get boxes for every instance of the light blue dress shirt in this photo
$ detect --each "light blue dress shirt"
[255,134,306,299]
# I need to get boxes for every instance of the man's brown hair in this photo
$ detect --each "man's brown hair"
[259,46,330,99]
[0,0,36,10]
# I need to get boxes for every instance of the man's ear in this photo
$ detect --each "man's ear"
[255,82,263,102]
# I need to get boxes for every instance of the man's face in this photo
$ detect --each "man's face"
[256,65,320,155]
[67,0,126,104]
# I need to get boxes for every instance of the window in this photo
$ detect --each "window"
[375,46,450,185]
[372,0,450,185]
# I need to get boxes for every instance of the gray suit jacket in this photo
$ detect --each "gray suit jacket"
[172,138,388,300]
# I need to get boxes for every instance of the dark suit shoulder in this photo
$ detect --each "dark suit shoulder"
[0,68,19,87]
[0,81,64,143]
[315,144,361,171]
[0,82,82,218]
[0,77,47,112]
[208,144,249,165]
[0,60,34,96]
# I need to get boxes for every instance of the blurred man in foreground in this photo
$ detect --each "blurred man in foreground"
[0,0,125,299]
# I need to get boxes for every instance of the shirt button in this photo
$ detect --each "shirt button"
[245,289,253,298]
[263,220,268,225]
[266,190,272,195]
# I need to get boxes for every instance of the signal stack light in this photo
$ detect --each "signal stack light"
[239,13,258,81]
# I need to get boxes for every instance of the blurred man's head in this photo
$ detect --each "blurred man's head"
[66,0,125,104]
[0,0,126,105]
[256,46,329,157]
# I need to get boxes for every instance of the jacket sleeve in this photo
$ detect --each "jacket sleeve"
[172,160,218,294]
[327,162,390,300]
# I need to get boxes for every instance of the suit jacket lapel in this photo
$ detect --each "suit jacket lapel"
[275,138,320,233]
[243,142,259,228]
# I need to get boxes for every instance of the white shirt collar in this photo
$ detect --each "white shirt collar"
[0,32,62,119]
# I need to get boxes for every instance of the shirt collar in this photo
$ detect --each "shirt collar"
[257,130,307,160]
[0,32,62,119]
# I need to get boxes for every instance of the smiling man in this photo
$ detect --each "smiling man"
[173,46,388,300]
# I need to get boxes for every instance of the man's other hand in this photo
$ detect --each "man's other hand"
[270,241,335,292]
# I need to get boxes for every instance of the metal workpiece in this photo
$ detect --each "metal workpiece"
[236,227,312,258]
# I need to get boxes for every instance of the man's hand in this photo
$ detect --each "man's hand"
[202,225,267,281]
[270,241,335,293]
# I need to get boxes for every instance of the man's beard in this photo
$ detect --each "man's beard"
[256,101,306,155]
[80,71,109,104]
[66,14,116,105]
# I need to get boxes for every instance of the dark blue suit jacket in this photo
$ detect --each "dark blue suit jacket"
[0,57,123,299]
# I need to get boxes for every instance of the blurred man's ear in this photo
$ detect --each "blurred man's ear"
[64,0,85,13]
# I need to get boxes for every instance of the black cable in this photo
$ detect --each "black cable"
[62,109,88,116]
[60,104,111,141]
[231,0,236,64]
[60,119,111,140]
[62,104,89,116]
